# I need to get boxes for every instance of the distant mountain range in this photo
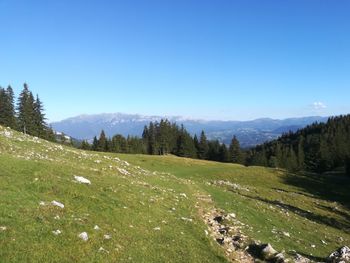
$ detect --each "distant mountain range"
[51,113,329,148]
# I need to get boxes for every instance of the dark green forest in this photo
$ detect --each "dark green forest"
[246,115,350,175]
[81,119,244,164]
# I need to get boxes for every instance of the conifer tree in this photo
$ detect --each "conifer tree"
[198,130,208,159]
[98,130,107,151]
[229,136,241,163]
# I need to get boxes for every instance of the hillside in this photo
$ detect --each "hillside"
[248,115,350,174]
[1,125,349,262]
[51,113,328,148]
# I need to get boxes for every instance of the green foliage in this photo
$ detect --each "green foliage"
[248,115,350,175]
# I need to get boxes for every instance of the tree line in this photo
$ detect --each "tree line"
[81,119,244,164]
[246,115,350,175]
[0,83,55,141]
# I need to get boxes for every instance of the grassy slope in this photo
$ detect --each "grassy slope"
[1,126,349,262]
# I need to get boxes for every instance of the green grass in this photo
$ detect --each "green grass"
[1,126,349,262]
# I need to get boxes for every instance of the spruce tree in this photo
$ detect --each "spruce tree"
[229,136,241,163]
[198,130,208,159]
[98,130,107,151]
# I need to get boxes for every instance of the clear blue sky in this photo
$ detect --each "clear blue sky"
[0,0,349,122]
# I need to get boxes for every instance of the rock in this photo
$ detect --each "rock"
[78,232,89,241]
[98,247,109,254]
[74,175,91,185]
[153,227,161,231]
[213,216,223,223]
[294,254,310,263]
[94,225,100,230]
[328,246,350,263]
[0,226,7,231]
[282,231,290,237]
[103,234,112,240]
[51,200,64,209]
[261,243,278,260]
[179,193,187,198]
[54,215,60,220]
[52,229,62,235]
[216,238,225,245]
[181,217,193,222]
[274,252,285,263]
[228,213,236,219]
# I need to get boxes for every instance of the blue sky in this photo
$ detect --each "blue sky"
[0,0,349,122]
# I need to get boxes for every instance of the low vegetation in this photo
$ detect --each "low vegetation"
[1,125,349,262]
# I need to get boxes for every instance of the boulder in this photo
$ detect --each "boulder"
[261,243,278,260]
[78,232,89,241]
[328,246,350,263]
[74,175,91,185]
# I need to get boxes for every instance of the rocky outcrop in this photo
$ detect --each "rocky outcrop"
[327,246,350,263]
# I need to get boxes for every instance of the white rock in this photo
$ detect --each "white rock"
[153,227,161,231]
[74,175,91,185]
[204,230,209,236]
[228,213,236,218]
[52,229,61,235]
[0,226,7,231]
[39,201,46,206]
[104,234,112,240]
[181,217,193,222]
[94,225,100,230]
[282,231,290,237]
[98,247,109,254]
[78,232,89,241]
[54,215,60,220]
[51,200,64,208]
[179,193,187,198]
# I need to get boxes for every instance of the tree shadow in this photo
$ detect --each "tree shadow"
[240,194,350,232]
[283,172,350,210]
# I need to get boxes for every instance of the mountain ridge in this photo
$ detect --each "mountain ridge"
[51,113,329,148]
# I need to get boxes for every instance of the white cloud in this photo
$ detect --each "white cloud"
[312,101,327,110]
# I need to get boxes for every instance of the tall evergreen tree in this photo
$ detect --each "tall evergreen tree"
[229,136,242,163]
[98,130,108,151]
[198,131,208,159]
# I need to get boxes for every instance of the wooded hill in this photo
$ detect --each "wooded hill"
[246,115,350,175]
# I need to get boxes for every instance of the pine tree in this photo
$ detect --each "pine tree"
[229,136,241,163]
[218,143,229,162]
[33,94,47,137]
[98,130,107,151]
[17,83,36,134]
[92,136,98,151]
[0,86,16,128]
[198,131,208,159]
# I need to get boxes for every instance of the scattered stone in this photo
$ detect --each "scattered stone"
[51,200,64,209]
[179,193,187,198]
[78,232,89,241]
[74,175,91,185]
[311,244,316,248]
[153,227,161,231]
[294,253,310,263]
[181,217,193,222]
[228,213,236,219]
[98,247,109,254]
[204,230,209,236]
[94,225,100,230]
[104,234,112,240]
[0,226,7,231]
[328,246,350,263]
[54,215,60,220]
[39,201,46,206]
[282,231,290,237]
[52,229,62,235]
